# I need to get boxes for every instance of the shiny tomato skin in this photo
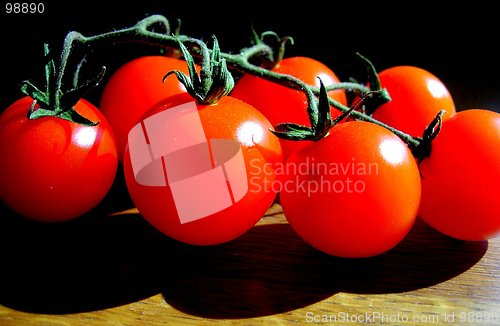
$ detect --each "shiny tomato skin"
[123,93,283,245]
[281,121,421,257]
[372,66,456,137]
[100,56,191,160]
[231,57,347,157]
[0,96,118,222]
[418,109,500,240]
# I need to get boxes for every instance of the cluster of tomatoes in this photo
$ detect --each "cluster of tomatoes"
[1,42,499,258]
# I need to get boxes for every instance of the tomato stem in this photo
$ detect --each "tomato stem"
[20,43,102,126]
[412,110,446,161]
[257,31,294,66]
[38,14,421,147]
[223,51,321,127]
[321,82,371,94]
[163,37,234,105]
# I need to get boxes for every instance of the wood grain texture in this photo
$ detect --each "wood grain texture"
[1,176,499,325]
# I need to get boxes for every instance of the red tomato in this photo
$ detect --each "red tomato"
[280,121,421,257]
[0,96,118,222]
[123,93,283,245]
[231,56,347,157]
[372,66,456,137]
[418,109,500,240]
[100,56,192,160]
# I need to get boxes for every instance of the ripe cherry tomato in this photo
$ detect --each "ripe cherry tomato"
[231,56,347,157]
[280,121,421,257]
[100,56,192,160]
[372,66,456,137]
[123,93,283,245]
[0,96,118,222]
[418,109,500,240]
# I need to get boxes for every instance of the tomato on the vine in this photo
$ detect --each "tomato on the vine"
[0,96,118,222]
[231,56,347,157]
[101,56,193,160]
[418,109,500,241]
[123,93,283,245]
[280,121,421,258]
[371,66,456,137]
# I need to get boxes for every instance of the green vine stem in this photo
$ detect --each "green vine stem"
[258,31,295,66]
[20,44,104,126]
[220,52,419,149]
[35,14,422,150]
[322,82,370,94]
[222,51,322,129]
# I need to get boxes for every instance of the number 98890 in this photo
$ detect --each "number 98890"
[5,2,45,14]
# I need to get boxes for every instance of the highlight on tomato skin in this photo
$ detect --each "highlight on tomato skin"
[231,56,347,158]
[123,93,283,246]
[418,108,500,241]
[279,121,422,258]
[0,96,119,222]
[371,66,456,137]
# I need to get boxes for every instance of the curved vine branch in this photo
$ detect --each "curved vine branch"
[28,14,422,149]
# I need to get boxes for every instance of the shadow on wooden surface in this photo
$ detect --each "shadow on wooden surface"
[159,218,487,319]
[0,208,487,318]
[0,171,488,317]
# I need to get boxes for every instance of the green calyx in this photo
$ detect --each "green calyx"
[20,44,104,126]
[355,53,391,115]
[271,79,354,141]
[164,36,234,105]
[412,110,446,161]
[258,31,294,67]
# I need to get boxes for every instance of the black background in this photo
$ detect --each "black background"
[0,0,498,317]
[0,1,499,113]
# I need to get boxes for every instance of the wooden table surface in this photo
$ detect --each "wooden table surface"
[1,173,499,326]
